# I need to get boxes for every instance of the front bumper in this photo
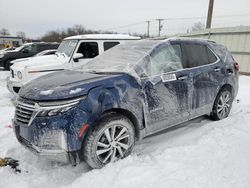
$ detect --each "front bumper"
[13,121,70,163]
[15,131,70,163]
[7,76,23,95]
[13,102,89,165]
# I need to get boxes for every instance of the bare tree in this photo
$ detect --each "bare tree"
[16,31,26,39]
[0,28,10,36]
[191,22,205,32]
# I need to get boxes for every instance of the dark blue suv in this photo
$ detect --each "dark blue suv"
[13,38,239,168]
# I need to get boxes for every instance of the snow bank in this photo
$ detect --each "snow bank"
[0,71,250,188]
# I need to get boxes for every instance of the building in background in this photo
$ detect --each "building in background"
[177,26,250,75]
[0,36,23,49]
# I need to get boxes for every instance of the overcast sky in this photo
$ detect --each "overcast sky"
[1,0,250,38]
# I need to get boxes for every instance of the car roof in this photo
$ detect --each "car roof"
[64,34,141,40]
[166,37,216,45]
[23,42,59,46]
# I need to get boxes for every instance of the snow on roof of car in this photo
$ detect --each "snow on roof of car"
[64,34,141,40]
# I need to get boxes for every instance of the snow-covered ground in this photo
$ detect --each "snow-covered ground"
[0,71,250,188]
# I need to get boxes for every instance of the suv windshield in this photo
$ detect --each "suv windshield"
[57,40,78,57]
[81,40,159,76]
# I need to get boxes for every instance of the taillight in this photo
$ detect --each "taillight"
[234,62,240,71]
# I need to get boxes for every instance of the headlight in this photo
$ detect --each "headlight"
[17,71,22,79]
[37,106,74,117]
[37,96,86,117]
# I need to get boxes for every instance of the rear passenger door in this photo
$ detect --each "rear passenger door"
[182,42,224,118]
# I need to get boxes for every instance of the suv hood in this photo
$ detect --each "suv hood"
[19,70,122,101]
[11,55,67,70]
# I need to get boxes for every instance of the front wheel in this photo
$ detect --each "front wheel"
[83,114,135,169]
[210,88,233,120]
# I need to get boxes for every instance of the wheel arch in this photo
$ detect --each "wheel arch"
[219,83,234,98]
[101,108,143,141]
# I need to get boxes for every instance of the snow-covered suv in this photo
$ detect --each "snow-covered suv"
[7,34,140,94]
[13,38,239,169]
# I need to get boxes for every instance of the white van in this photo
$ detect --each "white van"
[7,34,140,94]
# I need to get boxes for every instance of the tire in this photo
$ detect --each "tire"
[210,88,233,120]
[83,113,135,169]
[4,59,12,71]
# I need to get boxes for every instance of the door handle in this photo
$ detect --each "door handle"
[214,68,221,72]
[178,75,188,81]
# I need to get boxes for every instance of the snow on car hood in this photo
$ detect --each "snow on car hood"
[19,70,123,101]
[11,54,67,70]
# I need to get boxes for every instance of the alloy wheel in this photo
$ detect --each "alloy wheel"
[96,125,131,164]
[217,90,231,119]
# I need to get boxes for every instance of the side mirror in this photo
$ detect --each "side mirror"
[22,48,29,53]
[73,53,83,62]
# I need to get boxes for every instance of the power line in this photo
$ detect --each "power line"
[104,13,250,31]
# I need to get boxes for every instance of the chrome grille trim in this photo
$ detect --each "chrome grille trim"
[15,99,38,127]
[14,96,84,127]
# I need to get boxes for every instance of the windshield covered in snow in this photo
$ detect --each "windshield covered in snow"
[57,40,78,57]
[81,39,183,80]
[13,45,24,52]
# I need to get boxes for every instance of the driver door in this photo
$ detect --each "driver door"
[71,41,100,68]
[143,43,191,134]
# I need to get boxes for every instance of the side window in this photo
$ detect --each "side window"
[103,42,120,51]
[148,44,183,76]
[77,42,99,59]
[183,44,209,68]
[207,47,217,63]
[24,45,37,53]
[37,45,49,52]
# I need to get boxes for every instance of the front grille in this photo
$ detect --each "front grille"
[15,98,36,126]
[11,70,14,78]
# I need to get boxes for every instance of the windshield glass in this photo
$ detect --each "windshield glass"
[13,45,24,52]
[57,40,78,57]
[81,40,159,76]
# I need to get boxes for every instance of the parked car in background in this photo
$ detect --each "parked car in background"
[9,49,57,67]
[0,42,59,70]
[7,34,140,94]
[13,38,239,169]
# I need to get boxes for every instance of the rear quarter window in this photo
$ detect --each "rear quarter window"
[210,44,234,63]
[103,42,120,51]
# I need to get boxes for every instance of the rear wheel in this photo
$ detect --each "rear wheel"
[83,114,135,169]
[210,88,233,120]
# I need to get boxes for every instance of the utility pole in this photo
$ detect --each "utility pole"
[156,19,164,37]
[206,0,214,29]
[146,21,150,38]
